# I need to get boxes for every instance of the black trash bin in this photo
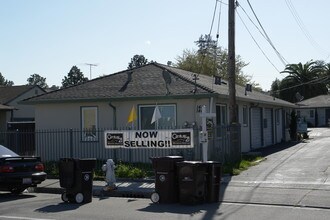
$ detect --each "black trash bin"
[205,161,222,203]
[150,156,184,203]
[177,161,207,205]
[59,158,96,204]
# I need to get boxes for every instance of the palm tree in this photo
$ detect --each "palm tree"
[279,61,327,102]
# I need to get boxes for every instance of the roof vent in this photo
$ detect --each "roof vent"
[245,84,252,95]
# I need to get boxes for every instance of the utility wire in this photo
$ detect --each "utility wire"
[285,0,329,59]
[209,0,218,36]
[272,75,330,93]
[238,3,267,43]
[236,10,281,73]
[246,0,288,66]
[216,0,223,41]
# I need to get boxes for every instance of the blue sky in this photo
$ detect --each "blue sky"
[1,0,329,90]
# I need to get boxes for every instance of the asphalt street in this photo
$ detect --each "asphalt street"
[219,128,330,209]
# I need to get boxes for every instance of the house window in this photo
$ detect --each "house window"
[81,106,98,141]
[139,104,176,129]
[243,105,248,126]
[216,104,227,137]
[216,104,227,126]
[310,110,314,118]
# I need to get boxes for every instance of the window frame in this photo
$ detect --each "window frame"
[138,104,177,130]
[216,104,228,126]
[81,106,98,142]
[242,105,248,127]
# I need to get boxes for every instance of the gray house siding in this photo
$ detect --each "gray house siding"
[250,107,262,149]
[275,109,283,143]
[34,98,209,162]
[264,108,273,147]
[239,104,250,153]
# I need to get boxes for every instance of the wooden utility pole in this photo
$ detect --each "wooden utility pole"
[228,0,237,124]
[228,0,241,164]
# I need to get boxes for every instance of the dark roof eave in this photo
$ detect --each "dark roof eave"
[235,96,295,108]
[21,93,217,105]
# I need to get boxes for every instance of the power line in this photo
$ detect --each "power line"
[272,75,330,94]
[237,3,267,42]
[209,0,219,36]
[285,0,329,59]
[245,0,288,66]
[236,10,281,73]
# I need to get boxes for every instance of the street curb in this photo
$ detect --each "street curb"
[31,184,153,199]
[28,180,154,198]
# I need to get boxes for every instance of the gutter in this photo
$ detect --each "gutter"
[21,93,218,105]
[108,102,117,129]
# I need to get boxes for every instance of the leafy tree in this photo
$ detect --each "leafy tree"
[49,85,60,90]
[270,78,281,98]
[62,66,88,88]
[27,73,48,89]
[275,61,328,102]
[175,34,261,90]
[127,55,149,69]
[0,72,14,86]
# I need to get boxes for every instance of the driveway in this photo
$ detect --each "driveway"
[220,128,330,208]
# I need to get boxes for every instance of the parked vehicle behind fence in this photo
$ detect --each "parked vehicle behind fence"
[0,145,46,194]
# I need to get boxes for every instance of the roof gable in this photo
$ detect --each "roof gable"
[0,85,39,104]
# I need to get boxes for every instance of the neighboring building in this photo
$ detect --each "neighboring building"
[23,63,295,161]
[296,95,330,127]
[0,85,46,131]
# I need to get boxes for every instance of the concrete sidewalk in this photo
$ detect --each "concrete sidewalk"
[32,178,155,199]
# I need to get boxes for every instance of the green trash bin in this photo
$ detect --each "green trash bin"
[205,161,222,203]
[150,156,184,203]
[59,158,96,204]
[177,161,208,205]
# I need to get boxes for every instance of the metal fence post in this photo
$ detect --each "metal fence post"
[70,128,73,158]
[15,129,19,154]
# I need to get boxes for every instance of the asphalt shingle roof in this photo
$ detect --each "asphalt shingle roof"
[160,64,295,107]
[24,64,213,103]
[0,85,36,104]
[296,95,330,108]
[23,63,295,108]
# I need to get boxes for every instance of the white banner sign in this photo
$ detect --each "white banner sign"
[104,129,194,149]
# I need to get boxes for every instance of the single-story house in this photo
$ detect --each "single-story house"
[23,63,295,162]
[296,94,330,127]
[0,85,46,131]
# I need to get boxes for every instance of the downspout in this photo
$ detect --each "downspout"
[108,102,117,129]
[209,97,214,114]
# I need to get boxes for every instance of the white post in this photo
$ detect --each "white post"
[199,105,216,162]
[201,105,208,162]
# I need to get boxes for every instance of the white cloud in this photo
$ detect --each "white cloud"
[145,40,151,46]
